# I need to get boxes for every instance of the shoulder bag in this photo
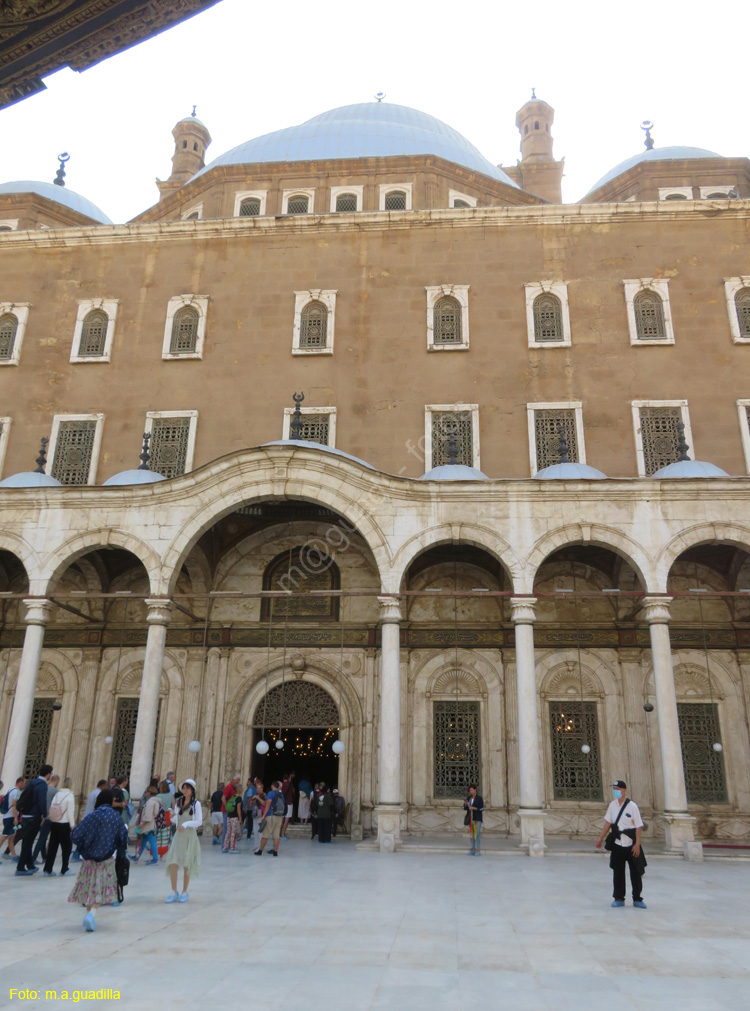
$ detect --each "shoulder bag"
[604,798,630,852]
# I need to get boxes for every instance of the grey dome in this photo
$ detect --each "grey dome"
[420,464,489,480]
[586,145,721,196]
[0,180,112,224]
[0,471,62,488]
[652,459,729,478]
[264,440,374,470]
[534,462,607,480]
[196,102,519,188]
[102,469,167,487]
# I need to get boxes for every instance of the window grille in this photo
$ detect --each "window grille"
[170,306,200,353]
[664,193,688,200]
[433,296,462,344]
[0,226,13,232]
[433,700,480,799]
[78,309,108,357]
[534,410,578,470]
[23,699,54,780]
[335,193,358,212]
[253,681,339,728]
[261,545,339,620]
[677,703,727,803]
[295,412,330,445]
[109,697,161,780]
[0,313,18,360]
[431,411,473,466]
[287,195,309,214]
[735,288,750,337]
[634,290,667,339]
[300,301,328,348]
[453,199,471,208]
[638,407,683,475]
[384,190,407,210]
[549,701,602,801]
[51,420,97,484]
[533,293,563,342]
[706,192,729,199]
[240,197,261,216]
[150,416,191,477]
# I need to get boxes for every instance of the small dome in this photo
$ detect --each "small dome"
[651,460,729,478]
[534,462,607,480]
[586,145,721,196]
[0,471,62,488]
[264,440,374,470]
[102,469,167,487]
[0,180,112,224]
[420,464,489,480]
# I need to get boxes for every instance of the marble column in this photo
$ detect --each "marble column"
[510,598,545,856]
[376,595,402,852]
[0,599,53,785]
[129,599,172,800]
[643,596,697,855]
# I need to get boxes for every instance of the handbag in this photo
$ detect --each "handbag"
[115,853,129,904]
[604,798,630,852]
[463,812,471,827]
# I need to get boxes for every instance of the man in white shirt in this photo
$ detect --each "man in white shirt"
[596,779,646,908]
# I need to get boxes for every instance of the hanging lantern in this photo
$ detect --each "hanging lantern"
[52,700,62,711]
[256,740,269,755]
[643,701,654,713]
[581,744,591,755]
[332,740,345,755]
[188,740,201,753]
[712,742,723,753]
[104,735,113,745]
[275,739,284,750]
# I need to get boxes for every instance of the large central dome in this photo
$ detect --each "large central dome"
[196,102,519,188]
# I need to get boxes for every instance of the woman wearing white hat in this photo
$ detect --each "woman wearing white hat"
[164,779,202,904]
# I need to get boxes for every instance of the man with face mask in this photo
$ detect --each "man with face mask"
[595,780,646,908]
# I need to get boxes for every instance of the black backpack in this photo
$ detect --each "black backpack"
[273,791,286,817]
[15,780,36,817]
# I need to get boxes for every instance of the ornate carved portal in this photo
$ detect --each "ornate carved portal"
[252,681,339,729]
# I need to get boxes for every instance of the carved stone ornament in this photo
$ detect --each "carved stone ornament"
[509,597,537,625]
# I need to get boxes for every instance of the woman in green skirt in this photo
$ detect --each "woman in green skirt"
[164,779,202,904]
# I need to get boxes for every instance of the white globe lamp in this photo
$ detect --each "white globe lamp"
[256,740,269,755]
[104,735,113,745]
[581,744,591,755]
[712,742,723,753]
[275,739,284,750]
[332,740,345,755]
[188,740,201,753]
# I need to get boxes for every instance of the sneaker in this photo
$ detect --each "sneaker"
[83,912,96,932]
[165,892,180,904]
[144,859,159,866]
[633,900,647,909]
[43,870,56,877]
[271,850,278,857]
[178,892,189,903]
[467,851,475,856]
[611,900,625,907]
[254,850,264,856]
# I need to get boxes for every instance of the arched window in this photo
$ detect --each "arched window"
[286,194,309,214]
[735,288,750,338]
[77,309,108,357]
[705,192,729,200]
[261,545,340,620]
[335,193,358,212]
[239,197,261,216]
[0,225,13,232]
[453,199,471,209]
[384,190,407,211]
[0,313,18,360]
[634,289,666,340]
[433,296,462,344]
[170,305,200,353]
[300,300,328,348]
[532,293,563,342]
[664,193,688,201]
[183,211,200,221]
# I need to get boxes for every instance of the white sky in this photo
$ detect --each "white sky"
[1,0,748,223]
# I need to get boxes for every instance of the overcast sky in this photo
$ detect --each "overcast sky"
[1,0,748,223]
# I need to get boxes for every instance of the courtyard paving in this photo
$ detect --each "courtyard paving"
[1,836,748,1010]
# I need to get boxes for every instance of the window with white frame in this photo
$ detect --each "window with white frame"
[0,417,11,478]
[425,285,470,351]
[145,411,198,478]
[424,404,479,470]
[292,290,336,355]
[0,220,18,231]
[49,414,104,485]
[623,279,675,345]
[379,184,412,211]
[525,282,572,347]
[723,277,750,343]
[282,406,336,446]
[70,299,118,363]
[448,190,477,209]
[234,190,266,217]
[658,187,692,201]
[632,400,692,476]
[0,303,30,366]
[330,186,363,213]
[527,402,585,474]
[736,400,750,474]
[282,190,314,215]
[700,186,735,199]
[162,295,208,360]
[181,204,203,221]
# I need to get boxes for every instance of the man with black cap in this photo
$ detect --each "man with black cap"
[596,779,646,908]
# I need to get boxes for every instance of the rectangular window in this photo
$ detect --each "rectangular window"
[23,699,54,780]
[433,700,480,799]
[534,409,579,470]
[638,405,683,476]
[282,406,336,446]
[677,703,727,804]
[150,416,192,478]
[109,698,161,780]
[51,418,99,485]
[430,410,474,467]
[549,701,603,801]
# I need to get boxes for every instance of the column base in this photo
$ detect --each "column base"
[660,813,698,854]
[519,809,546,857]
[375,805,402,853]
[351,824,363,843]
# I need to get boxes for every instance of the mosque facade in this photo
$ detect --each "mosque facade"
[1,97,750,853]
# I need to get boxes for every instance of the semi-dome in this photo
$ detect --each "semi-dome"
[586,145,721,196]
[420,464,489,480]
[651,459,729,478]
[534,462,607,480]
[102,469,167,486]
[0,180,112,224]
[196,102,519,188]
[0,471,62,488]
[264,439,374,470]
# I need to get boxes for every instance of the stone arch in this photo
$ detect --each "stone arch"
[251,680,340,728]
[431,668,483,696]
[541,662,605,699]
[524,523,653,594]
[391,523,522,593]
[5,650,79,695]
[39,529,162,595]
[656,522,750,591]
[0,535,39,592]
[645,661,729,700]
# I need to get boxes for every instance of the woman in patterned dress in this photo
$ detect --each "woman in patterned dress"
[164,779,202,904]
[68,789,128,932]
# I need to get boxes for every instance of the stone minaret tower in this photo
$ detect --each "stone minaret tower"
[511,93,564,203]
[157,109,212,202]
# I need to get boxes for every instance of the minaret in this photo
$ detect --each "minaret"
[513,91,564,203]
[157,107,212,202]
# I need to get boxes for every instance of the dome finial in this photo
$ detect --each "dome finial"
[675,421,691,462]
[531,87,536,100]
[556,423,570,465]
[54,152,69,188]
[290,391,305,440]
[34,437,49,474]
[191,105,197,117]
[641,120,655,151]
[374,91,386,103]
[138,432,152,470]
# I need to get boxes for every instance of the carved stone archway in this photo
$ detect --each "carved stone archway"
[252,681,339,728]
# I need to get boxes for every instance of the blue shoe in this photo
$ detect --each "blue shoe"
[633,900,647,909]
[467,851,475,856]
[144,859,159,866]
[165,892,180,903]
[43,871,56,877]
[15,869,34,876]
[212,838,220,845]
[178,892,189,903]
[611,900,625,907]
[83,912,96,932]
[108,901,121,907]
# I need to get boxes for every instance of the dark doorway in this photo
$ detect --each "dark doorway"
[251,727,341,793]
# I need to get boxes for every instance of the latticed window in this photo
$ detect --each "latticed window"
[634,290,667,339]
[433,296,462,344]
[735,288,750,337]
[23,699,54,780]
[384,190,407,210]
[78,309,108,357]
[335,193,358,212]
[240,197,261,216]
[170,306,200,353]
[533,293,563,342]
[431,411,473,466]
[253,681,339,728]
[534,409,578,470]
[109,697,161,780]
[51,420,97,484]
[261,545,340,620]
[0,313,18,360]
[293,412,331,445]
[639,407,682,475]
[300,301,328,348]
[549,701,602,801]
[434,701,480,799]
[150,416,191,478]
[677,703,727,803]
[453,199,471,208]
[287,194,309,214]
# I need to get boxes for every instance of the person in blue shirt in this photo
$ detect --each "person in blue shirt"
[15,764,53,875]
[242,777,257,841]
[68,789,128,932]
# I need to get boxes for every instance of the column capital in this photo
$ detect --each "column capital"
[377,596,402,623]
[510,597,537,625]
[145,598,173,625]
[642,596,673,625]
[22,598,53,626]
